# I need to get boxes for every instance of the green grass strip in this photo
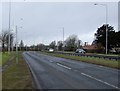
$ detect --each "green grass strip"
[38,52,119,69]
[2,53,34,89]
[0,52,16,66]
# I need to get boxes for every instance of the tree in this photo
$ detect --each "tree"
[114,31,120,47]
[57,41,63,51]
[77,40,82,48]
[49,41,56,49]
[37,43,45,51]
[0,30,14,52]
[64,34,79,51]
[95,24,120,52]
[0,31,8,52]
[19,40,24,51]
[6,33,14,50]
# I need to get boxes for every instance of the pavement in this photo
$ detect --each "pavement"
[22,52,120,89]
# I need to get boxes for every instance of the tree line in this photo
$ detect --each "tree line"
[1,24,120,53]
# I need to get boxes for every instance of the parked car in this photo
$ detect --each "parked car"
[76,49,86,54]
[48,48,54,53]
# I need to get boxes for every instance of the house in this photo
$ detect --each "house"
[82,45,104,53]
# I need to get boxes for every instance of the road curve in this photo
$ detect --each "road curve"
[22,52,119,90]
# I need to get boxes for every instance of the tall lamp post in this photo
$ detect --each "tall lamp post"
[15,25,23,64]
[63,27,64,51]
[8,0,11,53]
[15,26,18,64]
[94,3,108,54]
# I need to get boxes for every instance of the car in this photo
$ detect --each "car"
[76,49,86,54]
[48,48,54,53]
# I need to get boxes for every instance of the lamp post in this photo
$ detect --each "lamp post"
[94,3,108,54]
[15,26,18,64]
[8,0,11,53]
[63,27,64,51]
[14,25,22,64]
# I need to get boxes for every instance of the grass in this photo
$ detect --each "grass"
[0,52,15,66]
[2,52,34,89]
[58,51,120,57]
[38,52,119,69]
[87,53,120,57]
[58,51,75,53]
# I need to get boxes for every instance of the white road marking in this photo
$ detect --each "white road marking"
[81,73,119,89]
[57,63,71,70]
[99,66,103,67]
[74,70,78,72]
[49,60,53,63]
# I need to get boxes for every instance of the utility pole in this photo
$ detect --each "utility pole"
[105,5,108,54]
[8,0,11,53]
[63,27,64,51]
[94,3,108,54]
[15,26,18,64]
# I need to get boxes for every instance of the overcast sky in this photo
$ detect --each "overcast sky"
[2,1,118,46]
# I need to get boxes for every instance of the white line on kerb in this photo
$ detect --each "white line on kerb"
[57,63,71,70]
[81,73,119,89]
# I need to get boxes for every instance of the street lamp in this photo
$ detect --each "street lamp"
[8,0,11,53]
[15,26,18,64]
[15,25,23,64]
[63,27,64,51]
[94,3,108,54]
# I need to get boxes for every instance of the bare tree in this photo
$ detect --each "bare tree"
[19,40,24,51]
[57,41,63,51]
[5,32,14,51]
[37,43,45,51]
[0,30,14,52]
[0,31,8,52]
[49,41,56,50]
[77,40,82,48]
[64,34,79,51]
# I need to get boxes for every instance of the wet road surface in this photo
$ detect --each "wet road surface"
[22,52,119,89]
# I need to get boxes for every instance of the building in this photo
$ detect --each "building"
[82,45,104,53]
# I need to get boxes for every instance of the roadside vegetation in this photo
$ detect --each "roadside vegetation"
[38,52,119,69]
[2,52,34,89]
[0,52,15,66]
[87,53,120,57]
[58,51,120,57]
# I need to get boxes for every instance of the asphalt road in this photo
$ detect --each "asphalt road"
[22,52,120,89]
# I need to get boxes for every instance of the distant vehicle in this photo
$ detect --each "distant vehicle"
[48,48,54,53]
[76,49,86,54]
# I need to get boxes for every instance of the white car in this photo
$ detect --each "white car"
[49,48,54,52]
[76,49,86,54]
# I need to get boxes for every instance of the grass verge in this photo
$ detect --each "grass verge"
[2,52,34,89]
[38,52,119,69]
[58,51,120,57]
[0,52,15,66]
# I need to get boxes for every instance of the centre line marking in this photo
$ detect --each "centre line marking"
[81,73,119,89]
[57,63,71,70]
[49,60,53,63]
